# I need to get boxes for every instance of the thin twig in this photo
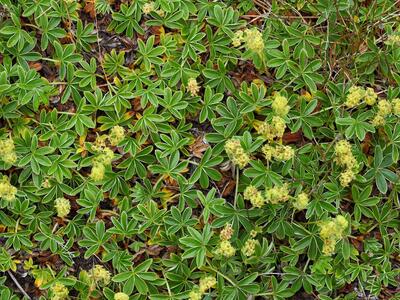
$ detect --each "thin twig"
[7,270,31,300]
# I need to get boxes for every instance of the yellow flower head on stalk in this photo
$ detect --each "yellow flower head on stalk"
[90,162,105,181]
[262,144,294,161]
[0,176,17,201]
[319,215,348,256]
[0,138,17,165]
[114,292,129,300]
[199,276,217,293]
[90,265,111,285]
[377,99,392,116]
[232,30,244,47]
[345,86,365,108]
[54,197,71,218]
[109,125,125,146]
[187,78,200,96]
[224,139,250,169]
[272,94,290,117]
[215,240,236,257]
[243,28,264,53]
[143,2,155,14]
[265,184,290,204]
[339,168,356,187]
[220,224,234,241]
[243,185,265,208]
[293,192,309,210]
[334,140,357,170]
[392,98,400,115]
[271,116,286,140]
[364,87,377,105]
[51,282,69,300]
[386,34,400,46]
[189,289,202,300]
[242,238,258,257]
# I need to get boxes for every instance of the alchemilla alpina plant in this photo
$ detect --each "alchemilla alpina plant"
[0,0,399,299]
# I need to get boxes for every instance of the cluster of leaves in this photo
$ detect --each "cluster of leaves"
[0,0,399,299]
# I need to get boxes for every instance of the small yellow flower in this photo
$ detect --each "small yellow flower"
[243,185,265,208]
[265,184,290,204]
[114,292,130,300]
[54,197,71,218]
[187,78,200,96]
[215,240,236,257]
[364,87,377,105]
[189,289,202,300]
[220,224,234,241]
[199,276,216,293]
[386,34,400,46]
[272,94,290,117]
[345,86,365,108]
[232,30,243,47]
[143,2,155,14]
[90,265,111,285]
[293,192,309,210]
[377,99,392,116]
[51,282,69,300]
[0,176,17,201]
[90,162,105,181]
[224,139,250,169]
[109,125,125,146]
[392,98,400,115]
[242,238,258,257]
[0,138,17,165]
[243,28,264,53]
[339,169,355,187]
[334,140,357,170]
[319,215,348,256]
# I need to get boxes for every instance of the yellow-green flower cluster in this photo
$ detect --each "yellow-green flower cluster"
[142,2,155,14]
[243,28,264,53]
[232,30,243,47]
[199,276,217,293]
[386,34,400,46]
[364,87,378,105]
[109,125,125,146]
[215,223,236,257]
[393,98,400,115]
[319,215,348,256]
[242,238,258,257]
[345,86,380,107]
[215,238,236,258]
[219,224,234,241]
[90,147,115,181]
[243,185,265,208]
[54,197,71,218]
[224,139,250,169]
[114,292,129,300]
[265,184,290,204]
[372,99,392,126]
[256,116,286,142]
[0,137,17,165]
[293,192,309,210]
[51,282,69,300]
[345,86,366,108]
[90,265,111,286]
[262,144,294,162]
[232,28,264,53]
[334,140,358,187]
[272,94,290,117]
[189,276,216,300]
[0,176,17,201]
[187,78,200,96]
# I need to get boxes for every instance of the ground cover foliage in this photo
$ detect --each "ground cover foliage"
[0,0,399,299]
